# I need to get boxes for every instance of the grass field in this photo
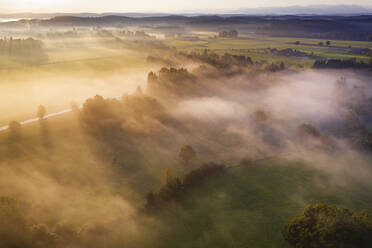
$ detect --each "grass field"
[164,35,372,67]
[135,158,372,248]
[0,42,152,126]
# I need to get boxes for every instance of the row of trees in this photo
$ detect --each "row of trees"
[146,51,256,98]
[144,163,225,213]
[147,50,254,72]
[117,30,153,39]
[0,196,61,248]
[147,67,199,98]
[0,196,123,248]
[295,40,331,46]
[218,30,239,38]
[313,59,371,69]
[0,37,48,64]
[177,50,253,70]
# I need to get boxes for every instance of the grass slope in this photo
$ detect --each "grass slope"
[141,159,372,248]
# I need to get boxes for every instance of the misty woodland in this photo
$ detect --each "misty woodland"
[0,2,372,248]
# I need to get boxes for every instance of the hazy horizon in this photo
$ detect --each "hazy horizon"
[1,1,372,14]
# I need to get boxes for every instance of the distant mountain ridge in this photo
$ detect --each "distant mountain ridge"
[1,5,372,20]
[0,12,169,20]
[230,5,372,15]
[2,13,372,28]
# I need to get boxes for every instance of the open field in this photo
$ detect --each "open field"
[0,39,155,126]
[146,159,372,248]
[165,35,372,67]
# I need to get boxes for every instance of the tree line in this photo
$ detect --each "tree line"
[313,59,371,70]
[0,37,48,64]
[143,163,225,214]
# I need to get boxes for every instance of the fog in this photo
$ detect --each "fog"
[0,28,371,248]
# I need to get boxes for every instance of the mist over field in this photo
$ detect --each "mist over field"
[0,3,372,248]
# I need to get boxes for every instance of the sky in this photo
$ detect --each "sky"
[1,0,372,13]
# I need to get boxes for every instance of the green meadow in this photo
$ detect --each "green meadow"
[165,35,372,67]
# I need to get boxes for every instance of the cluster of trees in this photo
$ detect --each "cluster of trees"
[80,95,123,137]
[0,37,48,64]
[146,56,286,100]
[283,203,372,248]
[326,78,372,152]
[44,30,80,39]
[147,67,199,98]
[345,105,372,152]
[117,30,153,39]
[146,50,254,72]
[313,59,371,70]
[97,28,154,40]
[146,50,291,81]
[0,197,58,248]
[264,62,286,72]
[95,29,115,38]
[0,196,121,248]
[271,48,318,59]
[318,40,331,46]
[144,163,225,213]
[177,50,253,70]
[80,91,165,137]
[218,30,238,38]
[156,67,196,83]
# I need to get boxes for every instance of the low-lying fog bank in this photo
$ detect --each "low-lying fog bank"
[0,50,372,248]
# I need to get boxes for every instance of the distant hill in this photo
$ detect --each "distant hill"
[231,5,372,16]
[0,12,169,19]
[2,12,372,41]
[1,15,194,27]
[4,14,372,26]
[1,5,372,20]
